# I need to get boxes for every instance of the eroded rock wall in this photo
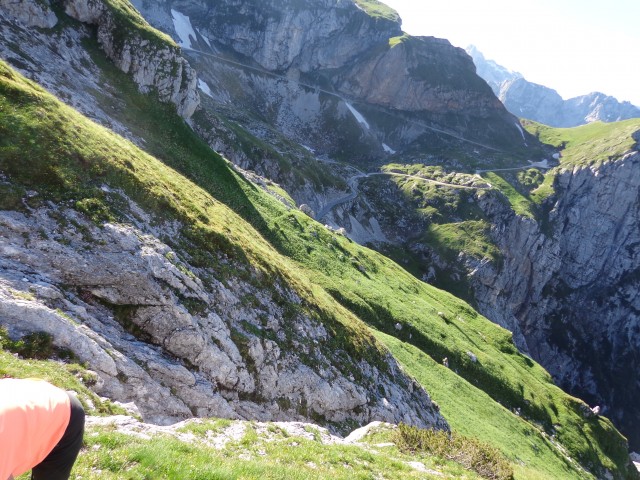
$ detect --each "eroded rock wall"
[0,0,57,27]
[62,0,199,118]
[169,0,401,72]
[471,152,640,448]
[132,0,528,155]
[0,197,446,432]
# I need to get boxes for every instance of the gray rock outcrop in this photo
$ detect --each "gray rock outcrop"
[169,0,402,72]
[131,0,527,156]
[0,197,446,432]
[0,0,57,27]
[470,151,640,448]
[62,0,199,118]
[334,35,522,148]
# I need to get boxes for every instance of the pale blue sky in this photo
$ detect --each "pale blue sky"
[381,0,639,106]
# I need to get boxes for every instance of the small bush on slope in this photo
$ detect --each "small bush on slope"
[394,423,514,480]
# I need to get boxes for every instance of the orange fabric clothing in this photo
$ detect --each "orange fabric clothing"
[0,378,71,478]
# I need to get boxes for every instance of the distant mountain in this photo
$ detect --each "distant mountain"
[465,45,522,93]
[467,45,640,127]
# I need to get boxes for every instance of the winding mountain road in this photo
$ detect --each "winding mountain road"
[316,170,491,220]
[185,47,508,153]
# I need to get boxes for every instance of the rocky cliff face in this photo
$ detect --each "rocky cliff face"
[2,0,640,474]
[334,36,520,148]
[176,0,402,72]
[0,0,57,27]
[0,0,449,433]
[468,46,640,128]
[469,151,640,448]
[62,0,200,118]
[1,0,198,119]
[0,0,118,130]
[131,0,528,163]
[0,199,445,431]
[313,126,640,449]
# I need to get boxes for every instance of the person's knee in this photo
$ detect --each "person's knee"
[66,393,85,446]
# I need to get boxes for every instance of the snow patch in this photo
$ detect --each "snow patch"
[527,159,550,169]
[514,122,527,145]
[382,143,396,154]
[301,144,315,153]
[198,79,213,98]
[345,102,370,130]
[171,9,197,49]
[197,29,211,48]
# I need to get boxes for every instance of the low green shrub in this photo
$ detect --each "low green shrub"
[0,327,75,361]
[394,423,514,480]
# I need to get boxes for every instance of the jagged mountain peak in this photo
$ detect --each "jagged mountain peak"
[468,46,640,127]
[465,44,522,92]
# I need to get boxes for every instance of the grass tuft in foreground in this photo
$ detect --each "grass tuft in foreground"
[394,423,514,480]
[0,330,126,417]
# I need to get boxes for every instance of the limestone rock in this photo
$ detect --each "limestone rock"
[172,0,401,72]
[131,0,525,158]
[0,0,57,28]
[0,197,446,433]
[62,0,199,118]
[470,152,640,449]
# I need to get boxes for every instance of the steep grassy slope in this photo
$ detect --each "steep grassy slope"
[524,119,640,168]
[0,56,636,480]
[353,0,400,22]
[521,118,640,203]
[0,59,393,378]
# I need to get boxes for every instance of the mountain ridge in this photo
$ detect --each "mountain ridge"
[467,45,640,127]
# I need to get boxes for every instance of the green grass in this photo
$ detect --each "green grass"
[95,0,176,48]
[425,220,500,263]
[363,164,498,293]
[388,33,409,48]
[523,119,640,168]
[1,58,636,480]
[379,333,602,480]
[0,341,126,417]
[17,419,477,480]
[530,173,556,204]
[0,59,390,379]
[353,0,400,22]
[520,118,640,204]
[482,172,535,218]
